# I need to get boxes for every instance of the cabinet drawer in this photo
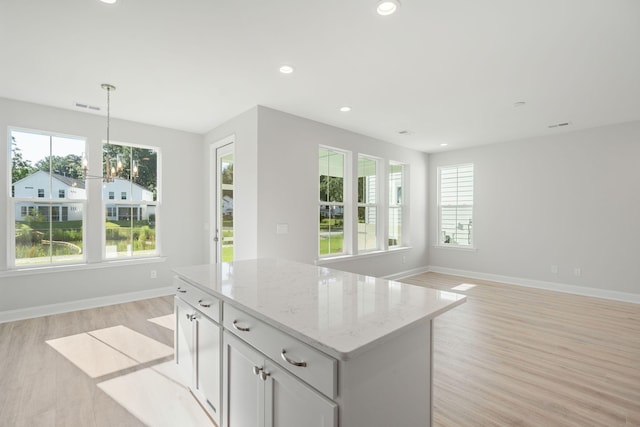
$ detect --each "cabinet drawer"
[223,303,337,399]
[174,277,221,323]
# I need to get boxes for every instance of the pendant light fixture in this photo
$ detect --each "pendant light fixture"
[83,83,122,182]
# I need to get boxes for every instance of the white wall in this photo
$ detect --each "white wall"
[203,107,259,262]
[0,97,205,314]
[254,107,429,278]
[429,121,640,297]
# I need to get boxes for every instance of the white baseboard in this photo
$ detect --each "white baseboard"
[427,265,640,304]
[0,286,175,324]
[383,266,431,281]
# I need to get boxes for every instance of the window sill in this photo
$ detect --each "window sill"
[432,245,477,252]
[0,256,167,278]
[317,246,412,265]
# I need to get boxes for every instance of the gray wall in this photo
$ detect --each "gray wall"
[0,97,205,313]
[429,121,640,296]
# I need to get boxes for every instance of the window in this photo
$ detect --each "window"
[103,142,159,259]
[388,162,405,247]
[438,164,474,247]
[357,156,378,251]
[318,148,410,258]
[10,129,86,266]
[319,147,345,256]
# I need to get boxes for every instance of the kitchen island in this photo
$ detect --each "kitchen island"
[174,258,465,427]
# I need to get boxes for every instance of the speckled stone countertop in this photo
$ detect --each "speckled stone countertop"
[174,258,466,360]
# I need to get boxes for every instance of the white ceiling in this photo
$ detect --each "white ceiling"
[1,0,639,153]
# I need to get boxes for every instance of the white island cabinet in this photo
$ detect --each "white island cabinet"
[174,259,466,427]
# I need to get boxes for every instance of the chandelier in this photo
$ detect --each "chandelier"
[82,83,138,182]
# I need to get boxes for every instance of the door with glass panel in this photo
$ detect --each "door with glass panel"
[213,142,234,263]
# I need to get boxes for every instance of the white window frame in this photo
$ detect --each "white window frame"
[8,127,88,268]
[102,140,161,260]
[437,163,474,248]
[318,146,351,258]
[357,155,380,253]
[388,161,407,248]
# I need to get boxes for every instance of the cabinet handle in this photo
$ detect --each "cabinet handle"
[198,299,211,308]
[186,313,199,322]
[177,287,187,293]
[232,320,250,332]
[281,350,307,367]
[259,371,270,381]
[252,366,262,376]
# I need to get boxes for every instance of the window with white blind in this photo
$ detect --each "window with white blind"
[438,164,474,247]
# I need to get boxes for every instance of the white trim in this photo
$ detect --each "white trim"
[432,244,477,252]
[0,285,175,324]
[382,265,431,281]
[427,265,640,304]
[317,246,412,265]
[0,256,167,278]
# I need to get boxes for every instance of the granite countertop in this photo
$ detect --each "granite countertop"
[173,258,466,360]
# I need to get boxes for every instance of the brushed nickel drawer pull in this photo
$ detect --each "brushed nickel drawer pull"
[198,299,211,308]
[232,320,250,332]
[281,349,307,367]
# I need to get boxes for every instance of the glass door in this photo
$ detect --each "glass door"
[214,142,234,263]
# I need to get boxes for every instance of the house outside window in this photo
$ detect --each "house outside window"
[10,128,86,267]
[103,142,159,259]
[319,147,346,256]
[438,164,474,247]
[388,162,405,247]
[357,155,378,252]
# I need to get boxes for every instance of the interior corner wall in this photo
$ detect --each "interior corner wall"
[203,106,259,262]
[428,121,640,296]
[255,106,430,278]
[0,97,205,313]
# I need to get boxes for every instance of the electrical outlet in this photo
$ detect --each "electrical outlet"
[573,267,581,277]
[551,265,558,274]
[150,270,157,279]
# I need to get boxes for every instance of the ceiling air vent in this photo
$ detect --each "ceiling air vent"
[548,122,571,129]
[75,102,101,111]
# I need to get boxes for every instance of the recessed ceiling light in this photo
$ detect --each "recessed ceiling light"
[440,143,449,147]
[340,106,352,112]
[398,130,411,135]
[377,0,400,16]
[279,65,294,74]
[514,101,527,107]
[99,0,117,4]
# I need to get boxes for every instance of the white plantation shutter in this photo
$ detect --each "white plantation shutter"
[439,164,474,246]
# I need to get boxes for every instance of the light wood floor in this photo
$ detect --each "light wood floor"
[1,275,638,426]
[402,272,640,427]
[0,297,213,427]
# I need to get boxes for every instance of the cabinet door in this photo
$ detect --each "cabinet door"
[194,315,222,425]
[223,332,265,427]
[264,360,337,427]
[174,297,194,387]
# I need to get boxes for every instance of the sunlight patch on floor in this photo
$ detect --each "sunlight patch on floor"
[148,313,176,331]
[98,362,213,427]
